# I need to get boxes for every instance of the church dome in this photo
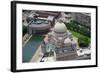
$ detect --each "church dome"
[53,22,67,33]
[64,38,72,46]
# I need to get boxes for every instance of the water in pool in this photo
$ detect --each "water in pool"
[22,35,44,62]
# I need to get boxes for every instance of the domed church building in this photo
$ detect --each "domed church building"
[41,22,78,61]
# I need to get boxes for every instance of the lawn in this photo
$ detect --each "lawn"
[71,31,91,47]
[71,31,90,41]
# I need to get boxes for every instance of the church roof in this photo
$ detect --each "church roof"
[53,22,67,33]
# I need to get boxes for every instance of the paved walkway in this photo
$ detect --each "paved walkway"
[22,34,32,47]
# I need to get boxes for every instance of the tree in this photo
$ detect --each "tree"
[78,37,90,47]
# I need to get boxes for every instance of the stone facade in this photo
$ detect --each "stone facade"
[71,13,91,26]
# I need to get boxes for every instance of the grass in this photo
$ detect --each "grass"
[71,31,91,44]
[71,31,90,39]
